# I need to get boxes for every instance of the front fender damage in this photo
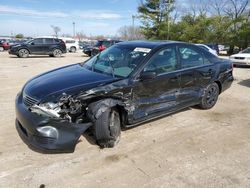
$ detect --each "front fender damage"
[87,98,124,121]
[26,80,134,152]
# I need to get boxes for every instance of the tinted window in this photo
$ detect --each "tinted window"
[103,41,112,47]
[33,38,44,44]
[179,47,204,68]
[65,40,75,43]
[83,45,151,78]
[45,38,54,44]
[144,47,178,74]
[242,48,250,53]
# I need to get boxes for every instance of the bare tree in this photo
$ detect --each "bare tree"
[210,0,228,16]
[76,31,87,41]
[51,25,61,37]
[118,26,144,40]
[224,0,249,19]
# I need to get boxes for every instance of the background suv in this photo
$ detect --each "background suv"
[59,37,79,53]
[9,38,66,58]
[90,39,121,56]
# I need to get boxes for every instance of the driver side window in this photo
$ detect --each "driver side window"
[144,47,177,75]
[32,38,44,44]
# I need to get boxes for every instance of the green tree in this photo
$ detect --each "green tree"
[15,33,24,38]
[138,0,175,40]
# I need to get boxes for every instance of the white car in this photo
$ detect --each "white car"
[196,44,218,56]
[230,47,250,66]
[59,37,79,53]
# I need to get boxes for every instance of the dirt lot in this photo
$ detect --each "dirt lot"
[0,51,250,188]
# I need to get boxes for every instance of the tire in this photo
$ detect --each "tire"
[52,49,62,57]
[49,54,53,57]
[199,82,219,109]
[18,49,29,58]
[94,108,121,148]
[70,46,76,53]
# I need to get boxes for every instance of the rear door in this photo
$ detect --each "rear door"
[132,46,181,121]
[29,38,44,53]
[178,45,215,106]
[44,38,55,53]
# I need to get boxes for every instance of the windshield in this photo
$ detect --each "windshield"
[83,45,151,78]
[242,48,250,53]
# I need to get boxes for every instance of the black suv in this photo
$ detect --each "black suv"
[9,38,66,58]
[15,41,233,153]
[84,39,121,56]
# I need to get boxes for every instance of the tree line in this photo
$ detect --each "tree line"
[136,0,249,53]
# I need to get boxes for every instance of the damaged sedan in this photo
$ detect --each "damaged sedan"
[15,41,234,153]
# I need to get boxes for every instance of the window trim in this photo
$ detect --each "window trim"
[177,45,213,70]
[138,46,180,77]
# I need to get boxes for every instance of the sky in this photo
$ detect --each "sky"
[0,0,190,37]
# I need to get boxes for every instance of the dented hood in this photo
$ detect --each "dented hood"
[23,64,116,99]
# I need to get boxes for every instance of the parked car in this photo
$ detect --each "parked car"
[90,39,122,56]
[59,37,79,53]
[196,44,218,56]
[229,47,250,66]
[15,41,233,153]
[0,41,10,51]
[9,38,66,58]
[205,44,219,54]
[82,45,94,56]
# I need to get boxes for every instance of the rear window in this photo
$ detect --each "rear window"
[65,40,75,43]
[45,38,55,44]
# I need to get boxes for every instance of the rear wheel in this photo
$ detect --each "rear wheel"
[52,49,62,57]
[199,82,219,109]
[18,49,29,58]
[70,46,76,53]
[94,108,121,148]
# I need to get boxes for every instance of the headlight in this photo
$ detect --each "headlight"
[37,126,59,138]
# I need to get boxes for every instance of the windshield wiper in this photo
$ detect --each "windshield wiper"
[92,54,100,71]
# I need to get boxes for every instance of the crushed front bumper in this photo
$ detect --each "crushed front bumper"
[15,93,92,153]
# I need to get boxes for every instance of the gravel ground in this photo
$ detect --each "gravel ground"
[0,51,250,188]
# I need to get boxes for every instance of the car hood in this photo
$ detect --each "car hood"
[231,53,250,58]
[23,64,116,100]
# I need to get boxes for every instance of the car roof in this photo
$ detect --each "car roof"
[116,40,184,49]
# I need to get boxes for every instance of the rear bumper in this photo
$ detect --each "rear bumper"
[15,93,92,153]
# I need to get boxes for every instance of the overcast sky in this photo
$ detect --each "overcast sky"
[0,0,192,37]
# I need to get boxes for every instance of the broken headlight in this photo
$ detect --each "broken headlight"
[30,93,86,123]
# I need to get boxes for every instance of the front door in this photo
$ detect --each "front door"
[29,38,45,54]
[132,46,181,121]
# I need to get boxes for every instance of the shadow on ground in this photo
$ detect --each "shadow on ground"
[238,79,250,88]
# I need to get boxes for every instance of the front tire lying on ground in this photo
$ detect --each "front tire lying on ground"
[199,82,219,109]
[18,49,29,58]
[94,108,121,148]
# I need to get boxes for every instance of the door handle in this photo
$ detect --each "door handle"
[203,69,213,77]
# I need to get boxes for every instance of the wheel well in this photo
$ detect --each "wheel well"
[113,105,127,128]
[19,48,30,53]
[214,81,222,94]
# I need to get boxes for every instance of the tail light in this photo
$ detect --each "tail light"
[99,45,106,51]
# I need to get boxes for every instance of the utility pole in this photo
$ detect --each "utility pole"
[167,0,171,40]
[73,22,75,38]
[132,15,135,40]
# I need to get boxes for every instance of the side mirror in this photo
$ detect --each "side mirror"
[139,71,157,81]
[30,42,35,45]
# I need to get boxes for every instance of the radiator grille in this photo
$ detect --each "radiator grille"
[23,94,39,107]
